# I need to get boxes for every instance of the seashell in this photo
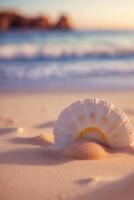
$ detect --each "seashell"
[54,98,134,149]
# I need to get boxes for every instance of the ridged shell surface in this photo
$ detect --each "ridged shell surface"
[54,98,134,148]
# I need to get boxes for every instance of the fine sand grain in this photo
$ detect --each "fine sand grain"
[0,91,134,200]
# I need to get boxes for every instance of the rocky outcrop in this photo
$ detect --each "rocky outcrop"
[11,15,30,28]
[54,15,72,30]
[0,11,73,31]
[0,11,15,30]
[30,16,52,29]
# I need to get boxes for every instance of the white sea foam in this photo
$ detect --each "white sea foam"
[0,60,134,81]
[1,43,134,59]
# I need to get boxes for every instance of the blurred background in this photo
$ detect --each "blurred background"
[0,0,134,92]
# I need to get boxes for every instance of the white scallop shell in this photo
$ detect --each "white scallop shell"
[54,98,134,149]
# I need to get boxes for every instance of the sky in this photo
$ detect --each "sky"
[0,0,134,29]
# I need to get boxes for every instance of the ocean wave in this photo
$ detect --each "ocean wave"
[0,61,134,80]
[1,43,134,60]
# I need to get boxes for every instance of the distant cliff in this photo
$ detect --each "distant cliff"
[0,11,73,31]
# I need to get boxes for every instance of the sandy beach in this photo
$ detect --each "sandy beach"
[1,0,134,199]
[0,91,134,200]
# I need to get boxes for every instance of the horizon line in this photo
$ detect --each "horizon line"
[1,8,134,31]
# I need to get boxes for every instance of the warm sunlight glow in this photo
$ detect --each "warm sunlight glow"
[1,0,134,29]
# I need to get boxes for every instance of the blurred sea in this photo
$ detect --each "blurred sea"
[0,30,134,92]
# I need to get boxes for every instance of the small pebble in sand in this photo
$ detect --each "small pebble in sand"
[39,132,54,143]
[17,127,54,144]
[17,127,36,137]
[17,127,25,133]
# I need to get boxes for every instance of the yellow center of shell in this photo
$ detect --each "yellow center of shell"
[77,127,108,142]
